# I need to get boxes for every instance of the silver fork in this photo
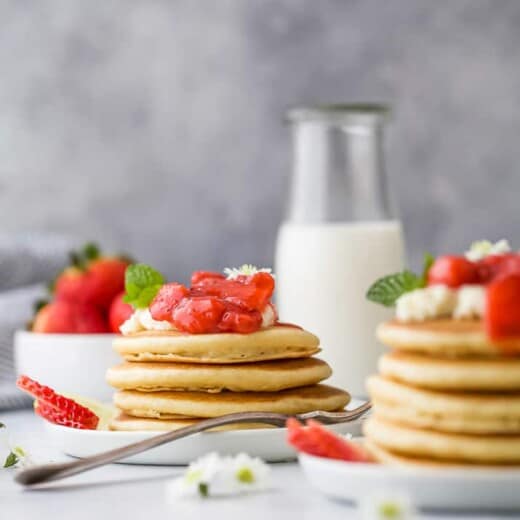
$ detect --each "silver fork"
[15,401,371,486]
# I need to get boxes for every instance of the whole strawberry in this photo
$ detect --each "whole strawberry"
[32,300,109,333]
[108,291,134,333]
[54,243,132,310]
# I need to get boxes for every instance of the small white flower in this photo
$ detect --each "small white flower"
[359,491,417,520]
[465,239,511,261]
[224,265,274,280]
[0,424,32,469]
[165,452,271,500]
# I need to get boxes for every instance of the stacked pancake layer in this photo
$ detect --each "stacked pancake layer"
[364,319,520,466]
[108,326,350,431]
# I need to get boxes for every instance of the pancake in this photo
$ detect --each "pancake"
[379,351,520,391]
[367,375,520,433]
[363,415,520,464]
[377,319,520,358]
[109,412,272,432]
[106,358,331,393]
[113,384,350,419]
[113,326,320,364]
[364,439,520,468]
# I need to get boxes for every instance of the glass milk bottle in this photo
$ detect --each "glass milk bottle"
[275,105,404,397]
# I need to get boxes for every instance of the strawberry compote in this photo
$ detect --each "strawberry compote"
[149,271,276,334]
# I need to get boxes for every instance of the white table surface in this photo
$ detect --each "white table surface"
[0,409,514,520]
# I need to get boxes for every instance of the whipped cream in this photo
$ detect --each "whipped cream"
[465,239,511,261]
[120,305,277,334]
[396,285,485,322]
[120,309,174,334]
[453,285,485,319]
[396,286,457,322]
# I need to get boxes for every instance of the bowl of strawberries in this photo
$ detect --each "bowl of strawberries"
[14,243,134,401]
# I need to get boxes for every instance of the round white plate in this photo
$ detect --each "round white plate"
[299,452,520,511]
[44,418,362,465]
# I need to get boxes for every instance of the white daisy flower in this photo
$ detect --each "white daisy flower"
[359,491,417,520]
[0,423,31,468]
[165,452,271,500]
[465,239,511,261]
[224,265,274,280]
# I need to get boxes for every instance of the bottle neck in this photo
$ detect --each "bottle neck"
[287,120,394,224]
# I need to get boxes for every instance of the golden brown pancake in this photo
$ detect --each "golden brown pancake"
[113,326,320,364]
[113,384,350,419]
[379,351,520,392]
[109,412,272,432]
[364,439,520,468]
[367,375,520,433]
[106,358,331,393]
[377,319,520,358]
[364,415,520,464]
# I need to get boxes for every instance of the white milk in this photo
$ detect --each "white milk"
[275,220,404,397]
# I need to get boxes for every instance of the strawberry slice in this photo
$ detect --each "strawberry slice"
[485,274,520,340]
[149,283,190,322]
[427,255,479,288]
[286,418,371,462]
[17,375,99,430]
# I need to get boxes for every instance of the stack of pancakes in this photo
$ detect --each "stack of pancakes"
[364,319,520,466]
[107,326,350,431]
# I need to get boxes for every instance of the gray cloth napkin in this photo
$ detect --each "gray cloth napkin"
[0,233,77,409]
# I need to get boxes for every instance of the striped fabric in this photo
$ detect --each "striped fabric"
[0,233,75,410]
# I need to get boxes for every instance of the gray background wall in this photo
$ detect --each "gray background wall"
[0,0,518,280]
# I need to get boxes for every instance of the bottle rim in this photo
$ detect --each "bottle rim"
[286,103,390,126]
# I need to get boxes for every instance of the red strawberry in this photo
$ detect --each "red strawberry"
[17,375,99,430]
[53,243,131,310]
[172,296,226,334]
[86,257,130,309]
[32,300,109,333]
[286,418,371,462]
[427,255,479,288]
[108,291,134,333]
[485,274,520,340]
[149,283,190,322]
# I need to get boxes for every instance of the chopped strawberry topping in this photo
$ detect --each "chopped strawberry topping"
[172,296,226,334]
[427,255,480,288]
[147,270,276,334]
[218,307,263,334]
[485,274,520,340]
[17,375,99,430]
[149,283,190,322]
[286,418,371,462]
[190,271,226,285]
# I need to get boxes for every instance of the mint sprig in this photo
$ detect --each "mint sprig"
[366,253,435,307]
[123,263,165,309]
[3,451,18,468]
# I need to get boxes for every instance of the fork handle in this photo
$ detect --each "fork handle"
[15,412,288,486]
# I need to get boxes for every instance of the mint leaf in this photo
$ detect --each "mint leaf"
[366,270,422,307]
[421,252,435,285]
[123,264,165,309]
[0,422,5,428]
[3,451,18,468]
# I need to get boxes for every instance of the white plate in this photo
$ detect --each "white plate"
[44,417,363,465]
[299,452,520,511]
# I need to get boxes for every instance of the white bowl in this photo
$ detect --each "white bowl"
[14,330,120,402]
